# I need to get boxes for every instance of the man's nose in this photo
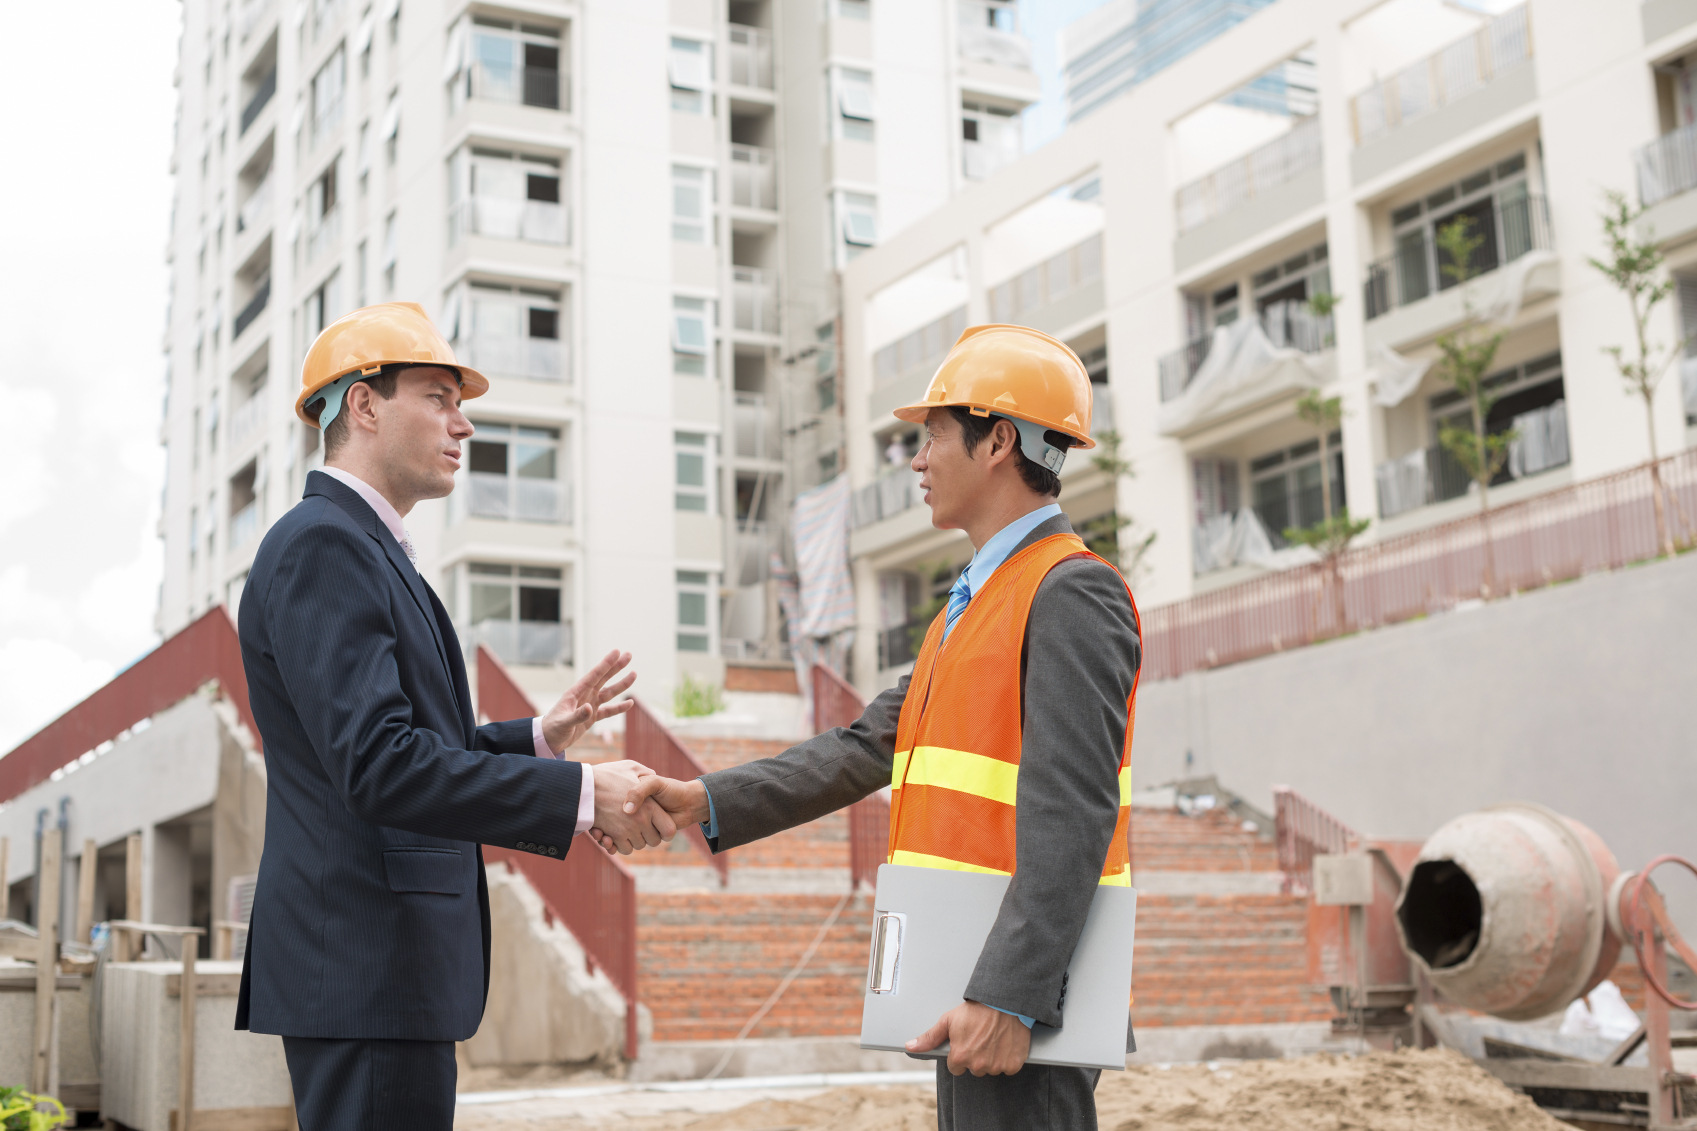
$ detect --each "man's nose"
[450,410,474,439]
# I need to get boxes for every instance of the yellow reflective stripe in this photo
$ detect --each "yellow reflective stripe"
[899,746,1020,806]
[1118,766,1133,806]
[892,748,911,787]
[1098,864,1132,887]
[890,849,1013,877]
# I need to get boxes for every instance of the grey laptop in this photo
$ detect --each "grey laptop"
[858,863,1137,1072]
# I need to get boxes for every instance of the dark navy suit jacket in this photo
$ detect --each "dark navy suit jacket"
[235,470,583,1040]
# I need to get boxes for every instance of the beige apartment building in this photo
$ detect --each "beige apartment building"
[839,0,1697,693]
[157,0,1041,708]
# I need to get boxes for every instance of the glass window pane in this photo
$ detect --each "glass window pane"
[474,297,522,339]
[514,443,555,479]
[678,590,708,626]
[676,451,705,487]
[677,633,709,652]
[527,307,558,340]
[470,581,513,623]
[518,585,561,623]
[469,439,508,474]
[677,571,709,584]
[675,492,707,511]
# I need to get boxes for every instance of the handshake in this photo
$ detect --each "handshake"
[584,764,709,855]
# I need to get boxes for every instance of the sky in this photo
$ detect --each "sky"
[0,1,1103,756]
[0,1,181,753]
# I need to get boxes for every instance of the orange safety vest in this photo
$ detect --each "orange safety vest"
[887,532,1140,885]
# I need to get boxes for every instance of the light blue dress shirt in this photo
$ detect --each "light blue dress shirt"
[704,503,1067,1029]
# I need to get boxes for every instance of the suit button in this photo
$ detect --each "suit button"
[548,846,559,856]
[518,841,530,851]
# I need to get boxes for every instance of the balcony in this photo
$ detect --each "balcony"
[1176,116,1322,235]
[454,335,567,383]
[465,472,569,524]
[851,469,923,529]
[233,275,271,339]
[449,197,568,245]
[1363,194,1551,320]
[238,0,273,41]
[730,145,776,210]
[729,521,782,587]
[463,61,562,111]
[728,25,773,90]
[733,268,778,334]
[228,393,266,451]
[305,205,341,265]
[1159,301,1334,402]
[1637,122,1697,208]
[229,501,261,551]
[1349,5,1531,146]
[963,113,1021,182]
[471,618,572,666]
[957,2,1032,70]
[878,624,917,671]
[733,393,779,460]
[1375,401,1568,519]
[236,173,273,235]
[240,69,276,135]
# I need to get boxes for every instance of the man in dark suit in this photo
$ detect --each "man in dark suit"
[236,303,674,1129]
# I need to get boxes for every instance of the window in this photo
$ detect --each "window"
[1428,351,1568,490]
[672,296,711,375]
[466,563,568,665]
[464,422,565,522]
[380,90,400,164]
[447,16,563,111]
[306,156,341,261]
[357,120,371,190]
[837,0,870,17]
[675,431,713,512]
[356,239,367,306]
[676,570,712,652]
[382,211,397,293]
[448,282,566,381]
[448,147,566,244]
[311,45,347,144]
[836,68,874,140]
[669,38,710,114]
[303,270,343,355]
[840,191,876,257]
[672,164,708,242]
[1250,434,1343,546]
[1373,154,1533,318]
[816,321,837,410]
[961,100,1020,180]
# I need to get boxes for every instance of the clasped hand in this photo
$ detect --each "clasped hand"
[907,1000,1031,1076]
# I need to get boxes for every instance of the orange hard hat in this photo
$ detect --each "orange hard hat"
[294,301,489,427]
[892,323,1095,470]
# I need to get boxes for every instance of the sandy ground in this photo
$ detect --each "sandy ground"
[453,1049,1569,1131]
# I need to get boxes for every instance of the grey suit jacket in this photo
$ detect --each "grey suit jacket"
[701,513,1141,1033]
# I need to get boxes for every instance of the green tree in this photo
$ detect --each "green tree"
[0,1088,67,1131]
[1432,214,1512,592]
[1284,390,1369,631]
[1589,189,1691,556]
[1079,430,1157,583]
[1305,290,1340,348]
[672,673,725,718]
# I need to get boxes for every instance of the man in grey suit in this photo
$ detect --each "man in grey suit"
[606,326,1141,1130]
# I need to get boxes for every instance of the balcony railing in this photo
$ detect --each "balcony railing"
[1158,301,1333,402]
[461,62,562,111]
[449,197,568,245]
[1273,787,1361,896]
[471,618,572,666]
[963,127,1022,181]
[1375,445,1474,519]
[453,335,567,382]
[733,393,778,459]
[240,69,277,135]
[958,3,1033,69]
[1350,4,1531,146]
[466,472,569,524]
[730,521,782,587]
[238,0,274,41]
[1176,115,1321,234]
[228,393,265,451]
[236,174,273,235]
[851,468,923,529]
[1637,122,1697,208]
[305,205,341,264]
[732,268,778,334]
[728,24,773,89]
[229,501,261,550]
[312,96,344,149]
[877,624,916,671]
[1363,193,1551,320]
[233,275,270,338]
[1144,447,1697,681]
[730,144,776,210]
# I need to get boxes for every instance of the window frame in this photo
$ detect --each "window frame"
[674,430,716,514]
[675,568,716,653]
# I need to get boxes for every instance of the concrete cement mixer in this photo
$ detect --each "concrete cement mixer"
[1392,802,1697,1129]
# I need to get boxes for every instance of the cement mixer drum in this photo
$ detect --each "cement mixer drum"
[1394,802,1622,1021]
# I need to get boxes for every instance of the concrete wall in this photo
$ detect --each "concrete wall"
[1133,550,1697,935]
[0,963,97,1101]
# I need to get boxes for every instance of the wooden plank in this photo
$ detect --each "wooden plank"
[0,935,38,959]
[165,973,243,998]
[169,1107,294,1131]
[1479,1057,1654,1093]
[76,839,97,946]
[56,1083,99,1112]
[33,827,61,1094]
[0,975,81,992]
[181,937,197,1131]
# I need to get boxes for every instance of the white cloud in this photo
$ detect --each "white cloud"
[0,639,116,755]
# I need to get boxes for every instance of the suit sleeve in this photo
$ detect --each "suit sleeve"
[264,521,583,847]
[474,718,538,756]
[699,675,909,851]
[963,557,1140,1027]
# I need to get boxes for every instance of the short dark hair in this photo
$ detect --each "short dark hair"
[946,406,1070,498]
[316,369,401,458]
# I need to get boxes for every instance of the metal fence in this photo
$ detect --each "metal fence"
[1273,786,1361,896]
[1637,121,1697,208]
[730,145,776,210]
[1175,115,1322,234]
[1350,4,1531,144]
[1144,448,1697,682]
[811,664,887,893]
[624,698,729,886]
[476,647,640,1059]
[728,24,774,89]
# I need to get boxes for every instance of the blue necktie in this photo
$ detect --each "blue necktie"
[944,570,973,638]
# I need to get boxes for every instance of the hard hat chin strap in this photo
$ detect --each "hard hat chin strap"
[993,414,1069,474]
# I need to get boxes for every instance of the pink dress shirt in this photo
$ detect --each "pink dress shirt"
[318,465,595,833]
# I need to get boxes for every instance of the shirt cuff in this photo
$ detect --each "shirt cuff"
[531,716,554,758]
[702,784,719,841]
[988,1005,1036,1029]
[574,762,595,836]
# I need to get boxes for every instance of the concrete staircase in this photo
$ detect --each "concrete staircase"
[603,734,1328,1043]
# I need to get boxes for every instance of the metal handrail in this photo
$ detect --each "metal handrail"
[811,664,887,892]
[623,698,729,885]
[476,646,640,1060]
[233,275,270,339]
[1175,115,1322,233]
[1272,786,1361,895]
[1349,4,1531,145]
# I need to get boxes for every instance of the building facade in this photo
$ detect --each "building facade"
[839,0,1697,694]
[158,0,1039,707]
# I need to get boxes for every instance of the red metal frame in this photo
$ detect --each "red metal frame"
[1142,449,1697,682]
[0,608,256,806]
[621,697,728,886]
[1273,785,1361,895]
[1617,856,1697,1127]
[811,664,888,892]
[475,646,642,1059]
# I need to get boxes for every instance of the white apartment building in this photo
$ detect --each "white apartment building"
[839,0,1697,693]
[157,0,1041,707]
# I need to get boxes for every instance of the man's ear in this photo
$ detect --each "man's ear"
[987,419,1020,468]
[344,381,380,434]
